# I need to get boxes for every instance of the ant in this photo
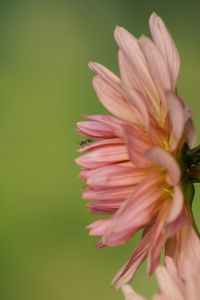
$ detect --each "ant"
[79,138,94,146]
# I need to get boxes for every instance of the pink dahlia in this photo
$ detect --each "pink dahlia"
[122,230,200,300]
[76,13,199,287]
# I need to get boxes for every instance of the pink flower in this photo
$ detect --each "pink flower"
[76,12,198,287]
[122,228,200,300]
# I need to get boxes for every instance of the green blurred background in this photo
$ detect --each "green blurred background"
[1,0,200,299]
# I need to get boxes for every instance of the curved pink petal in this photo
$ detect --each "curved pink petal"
[121,285,146,300]
[115,249,147,289]
[123,125,151,165]
[163,210,186,237]
[149,12,180,90]
[166,185,184,224]
[93,76,142,124]
[148,233,167,275]
[185,256,200,300]
[114,27,161,118]
[86,165,146,188]
[123,85,150,128]
[88,62,121,93]
[155,265,185,300]
[84,114,124,137]
[164,256,181,279]
[88,199,124,215]
[178,226,200,279]
[118,50,161,124]
[185,118,196,148]
[75,144,129,169]
[83,186,135,201]
[78,137,123,153]
[118,50,143,91]
[80,161,134,179]
[147,204,169,274]
[113,227,154,288]
[146,147,180,185]
[87,219,110,236]
[152,295,167,300]
[77,121,115,138]
[139,35,171,91]
[103,175,163,246]
[166,92,184,150]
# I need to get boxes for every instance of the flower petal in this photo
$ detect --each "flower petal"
[155,265,185,300]
[83,186,135,201]
[148,203,169,274]
[148,233,166,275]
[93,76,142,124]
[77,121,115,138]
[103,175,163,246]
[76,144,128,169]
[139,35,170,124]
[87,219,110,236]
[88,62,121,93]
[123,85,150,128]
[121,285,146,300]
[86,164,146,188]
[85,114,124,137]
[185,118,196,149]
[163,211,186,237]
[118,50,142,91]
[88,199,124,214]
[166,185,184,224]
[139,35,171,91]
[166,92,184,151]
[78,137,123,153]
[113,227,153,287]
[149,12,180,90]
[146,147,181,185]
[123,125,151,165]
[114,27,161,119]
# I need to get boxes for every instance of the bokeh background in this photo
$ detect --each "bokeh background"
[1,0,200,299]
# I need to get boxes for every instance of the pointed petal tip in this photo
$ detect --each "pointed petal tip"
[149,12,180,90]
[138,34,147,42]
[150,11,158,18]
[88,62,102,73]
[114,25,122,32]
[88,61,96,71]
[149,11,161,24]
[114,26,120,41]
[76,121,82,128]
[85,224,90,231]
[114,26,127,40]
[111,275,122,289]
[75,157,82,166]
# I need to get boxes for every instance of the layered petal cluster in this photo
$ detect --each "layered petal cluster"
[122,229,200,300]
[76,13,197,286]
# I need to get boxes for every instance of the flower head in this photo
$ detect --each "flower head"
[76,12,198,287]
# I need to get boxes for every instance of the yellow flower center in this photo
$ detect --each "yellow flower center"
[163,187,173,197]
[163,136,172,151]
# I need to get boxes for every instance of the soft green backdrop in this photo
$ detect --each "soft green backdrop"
[1,0,200,299]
